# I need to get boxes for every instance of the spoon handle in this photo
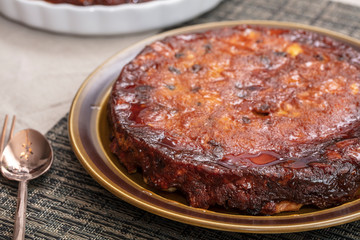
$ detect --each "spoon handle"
[13,180,28,240]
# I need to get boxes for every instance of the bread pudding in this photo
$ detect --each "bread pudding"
[108,25,360,215]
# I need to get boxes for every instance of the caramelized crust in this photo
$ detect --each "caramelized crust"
[109,25,360,215]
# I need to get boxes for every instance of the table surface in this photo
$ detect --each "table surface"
[0,17,158,134]
[1,0,360,239]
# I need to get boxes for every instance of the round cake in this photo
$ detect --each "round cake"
[108,25,360,215]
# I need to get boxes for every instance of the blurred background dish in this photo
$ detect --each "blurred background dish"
[0,0,222,35]
[43,0,153,6]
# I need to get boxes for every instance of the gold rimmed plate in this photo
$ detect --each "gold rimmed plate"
[68,20,360,233]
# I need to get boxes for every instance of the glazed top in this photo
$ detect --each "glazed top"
[110,25,360,167]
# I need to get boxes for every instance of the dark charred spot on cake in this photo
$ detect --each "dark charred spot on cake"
[166,84,176,90]
[338,55,345,61]
[196,102,202,106]
[256,39,263,43]
[235,83,263,91]
[314,54,324,61]
[135,85,154,92]
[273,51,287,57]
[203,43,212,53]
[260,55,272,69]
[175,52,184,59]
[246,85,263,91]
[191,64,202,73]
[259,103,270,112]
[242,116,251,124]
[208,139,221,147]
[191,86,201,92]
[237,90,248,98]
[168,66,181,75]
[134,85,154,103]
[252,103,271,116]
[235,84,263,99]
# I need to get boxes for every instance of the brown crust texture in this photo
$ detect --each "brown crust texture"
[109,25,360,215]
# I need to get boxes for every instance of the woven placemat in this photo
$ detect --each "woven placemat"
[1,0,360,239]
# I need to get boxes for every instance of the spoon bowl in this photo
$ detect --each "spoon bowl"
[1,129,53,181]
[0,128,53,240]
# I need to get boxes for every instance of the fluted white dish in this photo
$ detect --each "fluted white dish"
[0,0,222,35]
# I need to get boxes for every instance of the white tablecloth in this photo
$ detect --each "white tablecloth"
[0,16,158,134]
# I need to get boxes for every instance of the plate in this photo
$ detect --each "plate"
[68,21,360,233]
[0,0,221,35]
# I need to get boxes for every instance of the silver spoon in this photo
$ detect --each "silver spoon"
[1,129,53,240]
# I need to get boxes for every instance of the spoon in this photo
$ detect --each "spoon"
[0,129,53,240]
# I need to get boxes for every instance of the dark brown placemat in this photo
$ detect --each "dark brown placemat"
[1,0,360,239]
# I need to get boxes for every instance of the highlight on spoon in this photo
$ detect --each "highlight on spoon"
[0,129,53,182]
